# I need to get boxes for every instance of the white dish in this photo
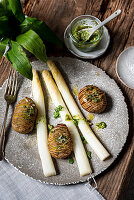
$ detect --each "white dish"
[116,46,134,89]
[64,26,110,59]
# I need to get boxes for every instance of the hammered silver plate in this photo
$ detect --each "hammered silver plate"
[0,57,129,185]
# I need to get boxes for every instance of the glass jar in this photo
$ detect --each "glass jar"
[66,15,104,52]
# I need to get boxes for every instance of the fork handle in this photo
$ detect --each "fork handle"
[0,103,9,161]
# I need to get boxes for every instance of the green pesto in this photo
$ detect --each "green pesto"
[72,21,101,43]
[87,151,92,159]
[80,135,87,144]
[36,115,46,126]
[65,114,93,127]
[65,114,71,121]
[96,122,107,129]
[73,119,78,126]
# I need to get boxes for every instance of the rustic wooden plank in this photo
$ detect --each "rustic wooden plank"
[0,58,11,87]
[0,0,133,199]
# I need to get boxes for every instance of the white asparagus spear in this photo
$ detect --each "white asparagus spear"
[32,69,56,177]
[42,70,92,176]
[47,60,110,161]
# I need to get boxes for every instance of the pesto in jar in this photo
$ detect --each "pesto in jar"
[72,19,101,43]
[71,17,103,52]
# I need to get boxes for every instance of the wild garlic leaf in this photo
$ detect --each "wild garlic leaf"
[20,17,63,48]
[0,38,9,59]
[16,30,47,63]
[0,16,10,38]
[5,40,33,80]
[1,0,12,16]
[0,2,7,17]
[8,0,25,23]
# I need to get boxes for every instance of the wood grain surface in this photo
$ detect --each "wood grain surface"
[0,0,134,199]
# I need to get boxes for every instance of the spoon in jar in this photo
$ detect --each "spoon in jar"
[79,9,121,42]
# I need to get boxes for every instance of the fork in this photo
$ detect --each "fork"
[0,67,17,161]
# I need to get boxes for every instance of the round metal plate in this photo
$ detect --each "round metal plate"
[0,57,129,185]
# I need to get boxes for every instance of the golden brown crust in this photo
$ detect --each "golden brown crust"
[78,85,107,113]
[48,124,73,159]
[12,97,37,134]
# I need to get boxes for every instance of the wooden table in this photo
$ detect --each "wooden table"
[0,0,134,199]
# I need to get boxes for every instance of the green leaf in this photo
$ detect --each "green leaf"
[1,0,12,13]
[16,30,47,62]
[0,3,6,17]
[8,0,25,23]
[6,40,33,80]
[0,0,12,17]
[20,17,63,48]
[0,16,9,37]
[0,15,19,40]
[0,38,9,59]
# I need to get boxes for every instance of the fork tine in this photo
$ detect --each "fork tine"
[7,68,14,96]
[13,71,18,97]
[5,68,12,96]
[10,70,16,96]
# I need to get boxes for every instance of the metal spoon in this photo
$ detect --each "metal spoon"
[79,9,121,42]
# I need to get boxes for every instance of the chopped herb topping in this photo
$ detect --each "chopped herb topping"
[87,151,92,159]
[87,86,93,91]
[85,89,102,103]
[23,105,27,108]
[83,118,93,126]
[65,114,71,121]
[36,116,46,128]
[73,118,79,126]
[96,122,107,129]
[48,124,54,131]
[80,135,87,144]
[56,146,64,149]
[72,115,80,127]
[38,116,46,123]
[69,158,74,164]
[56,134,68,144]
[23,106,35,120]
[54,105,63,118]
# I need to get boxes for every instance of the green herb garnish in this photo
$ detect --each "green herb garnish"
[96,122,107,129]
[86,89,102,103]
[65,114,71,121]
[87,151,92,159]
[0,0,62,80]
[36,116,46,125]
[72,115,80,126]
[87,86,93,91]
[48,124,53,131]
[56,134,68,144]
[56,146,64,149]
[69,158,74,164]
[73,119,78,126]
[80,135,87,144]
[23,106,35,120]
[54,105,63,118]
